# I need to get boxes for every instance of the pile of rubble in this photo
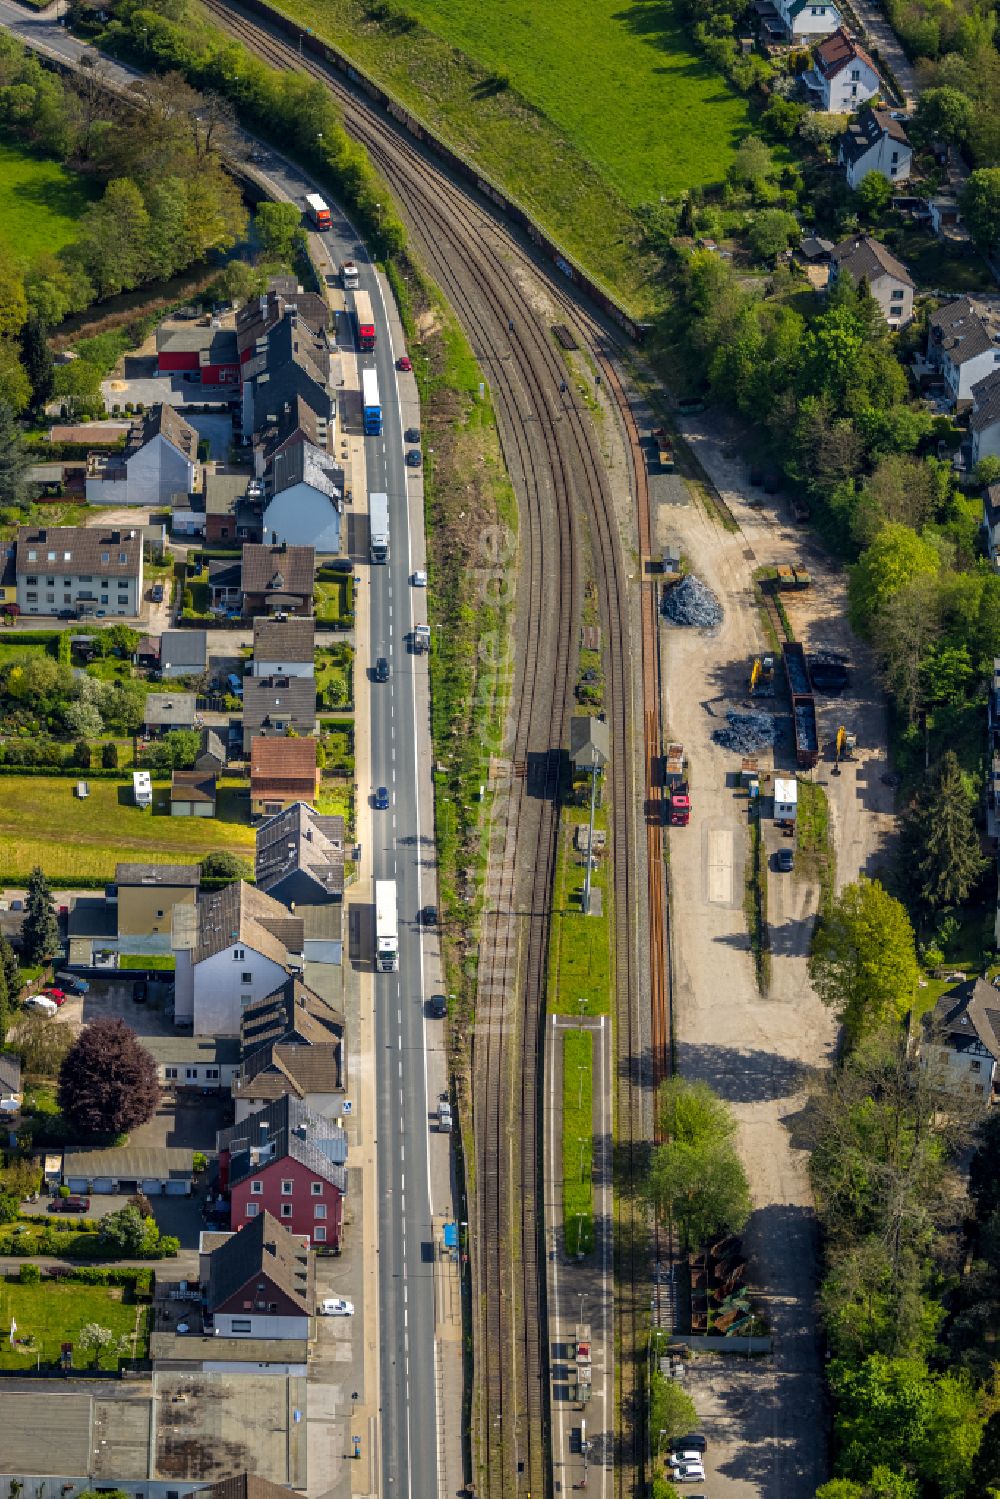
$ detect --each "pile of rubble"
[712,710,777,753]
[663,574,723,628]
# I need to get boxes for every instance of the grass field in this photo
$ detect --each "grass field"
[563,1028,594,1258]
[247,0,750,309]
[0,775,255,881]
[0,1279,149,1370]
[547,805,611,1017]
[0,141,98,272]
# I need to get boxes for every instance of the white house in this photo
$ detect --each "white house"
[839,106,912,189]
[261,437,344,556]
[971,370,1000,467]
[85,404,199,508]
[252,616,316,678]
[171,881,303,1036]
[808,28,882,113]
[754,0,840,42]
[927,297,1000,406]
[774,777,798,825]
[831,235,915,328]
[922,979,1000,1103]
[201,1210,313,1341]
[15,524,143,619]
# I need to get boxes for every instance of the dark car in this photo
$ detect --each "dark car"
[49,1195,91,1214]
[133,978,148,1003]
[404,427,420,444]
[777,847,795,873]
[375,785,390,810]
[405,449,422,467]
[57,608,77,620]
[151,583,164,603]
[421,904,437,927]
[429,993,448,1018]
[374,656,390,683]
[670,1435,708,1454]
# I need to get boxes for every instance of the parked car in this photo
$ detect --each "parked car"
[375,786,390,810]
[49,1195,91,1214]
[411,570,427,588]
[437,1097,453,1132]
[669,1464,706,1484]
[55,973,89,994]
[670,1435,708,1453]
[151,584,164,603]
[133,979,148,1003]
[396,355,412,372]
[420,904,437,927]
[429,993,448,1018]
[777,848,794,873]
[374,656,390,683]
[405,449,422,467]
[318,1297,354,1316]
[404,427,420,444]
[42,989,67,1006]
[24,996,58,1017]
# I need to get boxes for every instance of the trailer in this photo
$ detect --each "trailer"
[782,642,813,699]
[792,695,819,768]
[353,289,376,352]
[341,259,360,290]
[375,879,398,973]
[132,770,152,809]
[668,781,691,826]
[663,742,686,784]
[652,427,675,471]
[362,367,382,436]
[305,193,332,231]
[369,490,389,564]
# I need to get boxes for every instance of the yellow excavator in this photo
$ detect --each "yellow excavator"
[749,655,774,695]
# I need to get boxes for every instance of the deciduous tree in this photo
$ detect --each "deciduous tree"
[809,878,919,1047]
[58,1018,159,1137]
[960,168,1000,250]
[646,1078,750,1249]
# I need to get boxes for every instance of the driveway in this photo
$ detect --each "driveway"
[102,356,237,413]
[848,0,917,106]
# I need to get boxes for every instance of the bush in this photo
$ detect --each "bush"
[159,1235,180,1258]
[18,1262,41,1284]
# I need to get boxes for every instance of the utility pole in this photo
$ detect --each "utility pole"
[581,744,598,915]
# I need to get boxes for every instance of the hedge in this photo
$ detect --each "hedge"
[0,631,61,646]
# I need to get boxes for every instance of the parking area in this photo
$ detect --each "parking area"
[128,1088,232,1153]
[102,355,238,414]
[307,1162,365,1498]
[59,976,177,1037]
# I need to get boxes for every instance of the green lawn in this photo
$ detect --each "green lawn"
[320,717,355,774]
[315,644,354,709]
[0,637,59,666]
[0,1279,150,1370]
[254,0,750,310]
[547,806,612,1016]
[0,141,98,271]
[315,577,354,624]
[0,774,255,882]
[562,1028,594,1257]
[316,779,355,832]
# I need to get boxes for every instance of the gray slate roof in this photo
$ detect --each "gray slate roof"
[240,976,344,1053]
[929,296,1000,365]
[255,802,345,898]
[144,692,197,727]
[840,105,909,166]
[218,1094,348,1194]
[0,1053,22,1096]
[241,543,315,599]
[116,862,200,888]
[242,675,318,735]
[160,630,208,670]
[62,1145,194,1181]
[192,881,302,967]
[972,369,1000,432]
[253,617,316,664]
[16,525,142,579]
[270,437,344,505]
[832,234,914,288]
[569,716,610,768]
[205,1209,312,1314]
[929,978,1000,1057]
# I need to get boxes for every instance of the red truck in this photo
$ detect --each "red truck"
[664,742,691,826]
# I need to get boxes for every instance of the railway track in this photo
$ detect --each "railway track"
[195,6,662,1491]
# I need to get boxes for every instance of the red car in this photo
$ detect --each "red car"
[396,355,412,372]
[43,989,66,1006]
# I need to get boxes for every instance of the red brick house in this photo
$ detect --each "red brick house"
[217,1094,347,1251]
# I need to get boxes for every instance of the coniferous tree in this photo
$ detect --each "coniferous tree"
[21,866,59,965]
[903,752,987,919]
[20,314,53,411]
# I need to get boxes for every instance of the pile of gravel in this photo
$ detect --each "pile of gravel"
[663,574,723,628]
[712,710,777,753]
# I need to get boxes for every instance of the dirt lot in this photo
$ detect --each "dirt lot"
[658,407,899,1499]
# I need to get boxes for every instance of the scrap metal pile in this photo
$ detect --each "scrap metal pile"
[712,710,777,753]
[663,574,723,628]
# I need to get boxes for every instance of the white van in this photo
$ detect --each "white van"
[24,996,58,1017]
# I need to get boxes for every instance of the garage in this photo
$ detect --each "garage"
[142,1179,164,1196]
[61,1145,194,1197]
[164,1179,189,1196]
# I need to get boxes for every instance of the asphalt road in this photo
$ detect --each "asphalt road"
[0,8,441,1491]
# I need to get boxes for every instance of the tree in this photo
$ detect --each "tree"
[747,208,798,261]
[975,455,1000,488]
[902,752,986,918]
[219,258,267,305]
[969,1111,1000,1225]
[0,1190,18,1225]
[98,1203,160,1257]
[19,313,53,412]
[726,134,773,194]
[21,866,59,964]
[646,1078,751,1249]
[960,168,1000,250]
[0,399,32,505]
[74,178,151,298]
[911,86,974,147]
[73,738,92,770]
[200,850,253,883]
[255,200,304,265]
[12,1012,73,1079]
[0,935,19,999]
[649,1366,698,1440]
[848,524,940,638]
[857,172,893,218]
[77,1322,125,1367]
[58,1017,159,1137]
[101,740,119,769]
[809,879,919,1048]
[65,698,104,739]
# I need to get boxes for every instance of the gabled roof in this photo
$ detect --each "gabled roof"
[257,396,325,465]
[205,1209,311,1315]
[137,403,199,460]
[971,369,1000,432]
[182,1474,299,1499]
[985,483,1000,532]
[238,1039,343,1100]
[253,617,316,664]
[929,978,1000,1058]
[269,438,344,506]
[116,861,200,888]
[191,880,303,967]
[814,26,879,81]
[170,769,216,804]
[196,726,227,767]
[241,543,315,599]
[840,106,910,166]
[240,976,344,1053]
[235,289,329,361]
[255,801,345,898]
[218,1094,348,1194]
[832,234,914,288]
[928,296,1000,365]
[16,525,142,579]
[569,716,610,768]
[0,1053,22,1096]
[160,630,207,669]
[242,676,317,735]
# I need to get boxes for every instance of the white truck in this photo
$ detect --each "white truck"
[341,259,360,289]
[369,490,390,564]
[375,879,398,973]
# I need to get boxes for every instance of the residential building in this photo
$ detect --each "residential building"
[261,436,344,555]
[194,726,228,773]
[839,106,912,188]
[62,1145,195,1195]
[143,692,197,736]
[217,1093,347,1250]
[135,634,160,671]
[254,394,329,481]
[241,309,334,446]
[170,769,217,817]
[171,881,303,1035]
[114,862,200,947]
[971,370,1000,467]
[927,297,1000,406]
[984,485,1000,570]
[209,557,243,612]
[201,1210,313,1340]
[798,235,835,262]
[144,1034,240,1090]
[808,28,882,112]
[0,1054,22,1117]
[256,802,345,904]
[753,0,841,42]
[241,543,315,616]
[156,321,240,386]
[830,234,915,327]
[85,403,199,507]
[929,194,969,242]
[250,740,321,819]
[242,677,318,754]
[205,469,259,546]
[160,629,208,679]
[240,976,344,1054]
[234,976,345,1121]
[235,286,329,373]
[252,617,316,678]
[922,978,1000,1102]
[15,524,143,618]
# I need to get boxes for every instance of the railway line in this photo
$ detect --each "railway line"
[196,4,664,1491]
